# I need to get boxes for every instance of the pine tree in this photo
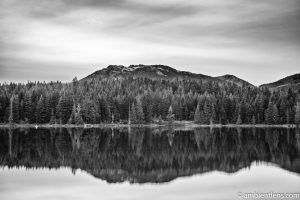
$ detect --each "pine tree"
[265,101,273,124]
[23,92,32,123]
[49,109,56,124]
[36,95,47,124]
[68,103,76,124]
[57,95,72,124]
[183,104,189,120]
[74,104,84,125]
[252,115,256,125]
[12,95,20,123]
[166,105,175,125]
[143,95,152,124]
[128,104,131,125]
[203,100,212,124]
[236,114,242,125]
[82,100,99,124]
[135,97,144,124]
[295,102,300,126]
[272,104,279,124]
[130,102,137,124]
[194,103,201,124]
[279,99,287,124]
[8,96,13,124]
[286,109,290,124]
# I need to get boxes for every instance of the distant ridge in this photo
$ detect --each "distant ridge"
[260,73,300,88]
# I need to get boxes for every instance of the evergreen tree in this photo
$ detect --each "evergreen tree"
[12,95,20,123]
[279,99,287,123]
[8,96,13,124]
[74,104,84,125]
[272,104,279,124]
[36,95,47,124]
[82,100,99,124]
[194,103,201,124]
[143,95,152,124]
[295,102,300,126]
[130,102,137,124]
[252,115,256,125]
[166,105,175,125]
[49,109,56,124]
[57,95,72,124]
[286,109,290,124]
[23,92,32,123]
[236,114,242,125]
[265,101,273,124]
[68,103,76,124]
[128,104,131,125]
[135,97,144,124]
[203,100,212,124]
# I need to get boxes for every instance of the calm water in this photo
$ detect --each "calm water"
[0,127,300,200]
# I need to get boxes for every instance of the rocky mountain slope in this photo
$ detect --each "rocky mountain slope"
[83,64,255,87]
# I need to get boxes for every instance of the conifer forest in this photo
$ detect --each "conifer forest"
[1,71,300,125]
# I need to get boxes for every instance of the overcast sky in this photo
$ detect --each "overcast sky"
[0,0,299,85]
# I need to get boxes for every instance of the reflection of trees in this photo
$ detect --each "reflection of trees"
[0,127,299,183]
[67,128,83,152]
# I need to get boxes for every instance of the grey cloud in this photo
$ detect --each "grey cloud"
[1,0,200,20]
[0,0,299,84]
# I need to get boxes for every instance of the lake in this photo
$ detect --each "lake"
[0,127,300,200]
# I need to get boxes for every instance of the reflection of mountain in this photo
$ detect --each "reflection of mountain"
[0,128,299,183]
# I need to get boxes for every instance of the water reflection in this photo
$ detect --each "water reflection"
[0,127,299,184]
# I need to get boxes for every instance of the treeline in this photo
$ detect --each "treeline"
[0,76,300,125]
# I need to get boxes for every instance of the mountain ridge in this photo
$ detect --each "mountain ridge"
[82,64,299,89]
[83,64,255,87]
[260,73,300,89]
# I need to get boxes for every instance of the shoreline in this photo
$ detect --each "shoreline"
[0,121,298,129]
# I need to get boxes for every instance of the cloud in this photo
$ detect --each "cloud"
[0,0,299,85]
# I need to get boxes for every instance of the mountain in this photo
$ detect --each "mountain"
[83,64,254,87]
[83,64,217,81]
[260,73,300,89]
[216,74,254,87]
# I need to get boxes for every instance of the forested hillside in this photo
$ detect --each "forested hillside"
[260,73,300,89]
[0,65,300,125]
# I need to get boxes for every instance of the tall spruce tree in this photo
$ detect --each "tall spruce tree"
[36,95,47,124]
[236,114,242,125]
[166,105,175,125]
[295,102,300,126]
[265,101,274,124]
[194,103,201,124]
[135,97,144,124]
[74,104,84,125]
[272,104,279,124]
[23,92,32,123]
[12,95,20,123]
[49,109,56,124]
[8,95,13,124]
[68,103,76,124]
[57,95,72,124]
[130,102,137,124]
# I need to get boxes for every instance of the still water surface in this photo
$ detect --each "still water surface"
[0,127,300,200]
